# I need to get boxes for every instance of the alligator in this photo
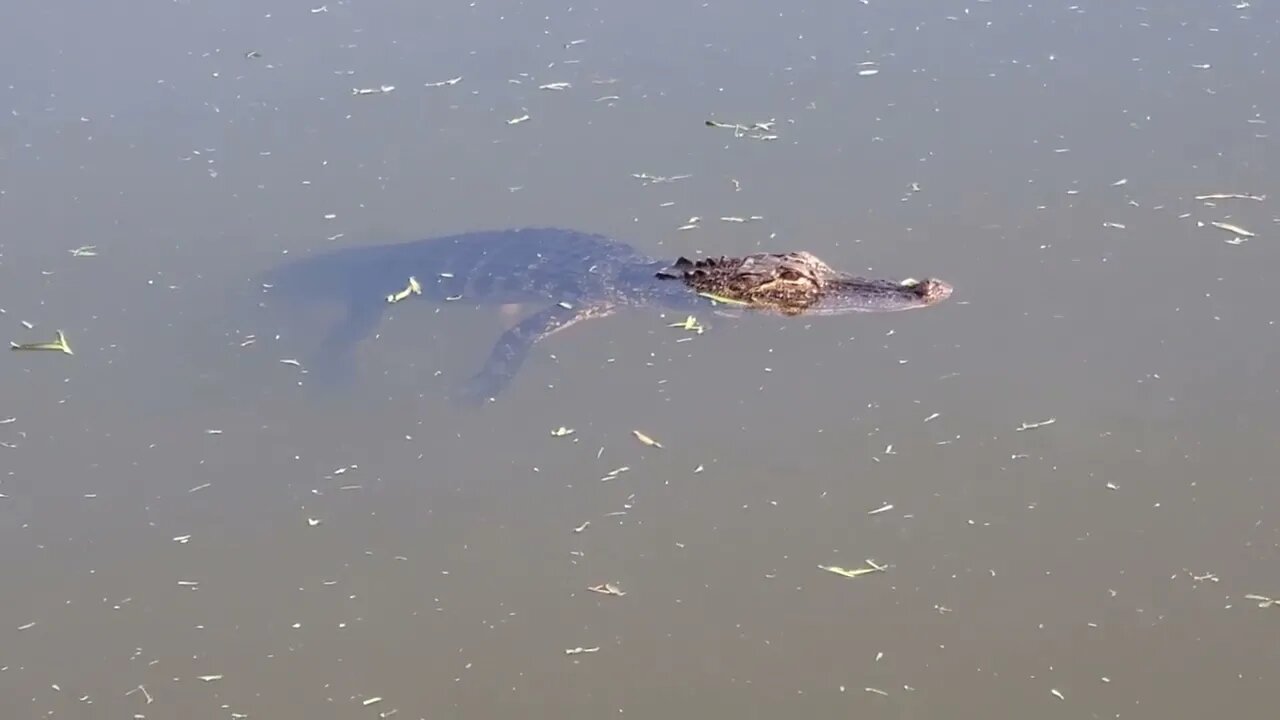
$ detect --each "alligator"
[258,227,953,404]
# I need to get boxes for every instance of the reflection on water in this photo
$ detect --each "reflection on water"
[3,1,1280,717]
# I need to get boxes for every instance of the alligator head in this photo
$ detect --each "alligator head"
[655,251,952,316]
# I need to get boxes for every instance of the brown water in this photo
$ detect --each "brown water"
[3,1,1280,717]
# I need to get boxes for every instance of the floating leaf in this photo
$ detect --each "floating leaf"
[632,430,662,448]
[10,330,73,355]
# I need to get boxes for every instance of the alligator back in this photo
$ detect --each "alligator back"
[259,227,650,309]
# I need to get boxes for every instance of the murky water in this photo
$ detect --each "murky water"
[3,1,1280,717]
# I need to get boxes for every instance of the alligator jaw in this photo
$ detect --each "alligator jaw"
[806,275,954,315]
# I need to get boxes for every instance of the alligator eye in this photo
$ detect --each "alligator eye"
[779,269,802,281]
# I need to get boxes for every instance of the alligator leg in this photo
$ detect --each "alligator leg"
[452,302,616,405]
[308,301,385,385]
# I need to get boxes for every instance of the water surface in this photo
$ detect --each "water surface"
[3,1,1279,717]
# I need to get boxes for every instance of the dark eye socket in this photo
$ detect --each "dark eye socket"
[779,269,802,281]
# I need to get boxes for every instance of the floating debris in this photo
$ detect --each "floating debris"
[565,646,600,655]
[10,330,73,355]
[632,430,662,448]
[424,76,462,87]
[1102,222,1126,230]
[279,358,303,368]
[1016,417,1056,432]
[125,685,153,704]
[572,521,590,533]
[1050,688,1065,701]
[197,675,223,683]
[507,114,531,125]
[586,583,626,597]
[667,315,704,334]
[1195,192,1264,202]
[705,119,775,132]
[538,82,572,91]
[819,559,887,578]
[704,119,779,141]
[865,687,889,696]
[362,696,383,707]
[599,466,630,482]
[245,50,262,59]
[386,276,422,304]
[719,215,764,223]
[68,245,98,257]
[631,172,692,185]
[867,503,894,516]
[1245,593,1278,608]
[352,85,396,96]
[1208,221,1256,238]
[551,426,575,437]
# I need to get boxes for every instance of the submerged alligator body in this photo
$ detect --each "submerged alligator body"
[260,227,953,403]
